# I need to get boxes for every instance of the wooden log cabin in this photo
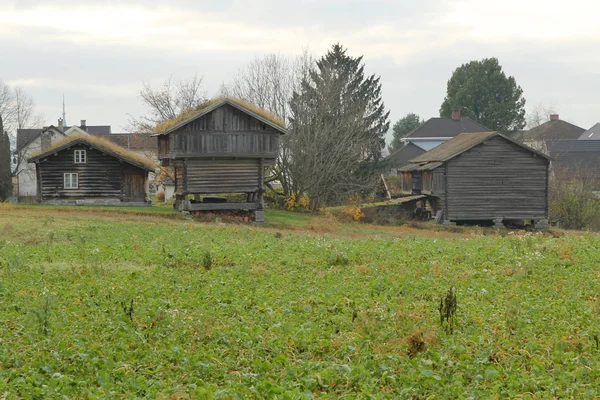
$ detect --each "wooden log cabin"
[399,131,550,228]
[153,97,286,221]
[28,134,156,205]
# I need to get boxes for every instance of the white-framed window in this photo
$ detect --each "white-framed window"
[74,150,86,164]
[64,173,79,189]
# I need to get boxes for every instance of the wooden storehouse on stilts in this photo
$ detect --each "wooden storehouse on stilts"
[154,97,286,222]
[399,131,550,228]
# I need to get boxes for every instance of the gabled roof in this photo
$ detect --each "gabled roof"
[16,129,43,153]
[16,124,111,153]
[16,126,67,153]
[28,133,156,172]
[153,97,287,136]
[89,132,158,151]
[524,119,585,141]
[578,123,600,140]
[64,125,111,134]
[385,142,427,167]
[403,131,549,169]
[404,117,492,139]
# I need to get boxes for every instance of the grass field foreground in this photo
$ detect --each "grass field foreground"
[1,205,600,398]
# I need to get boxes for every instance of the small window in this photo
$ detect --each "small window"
[74,150,86,164]
[64,173,78,189]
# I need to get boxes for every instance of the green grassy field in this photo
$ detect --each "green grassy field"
[1,204,600,398]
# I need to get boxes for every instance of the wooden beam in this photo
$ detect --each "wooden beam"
[188,202,259,211]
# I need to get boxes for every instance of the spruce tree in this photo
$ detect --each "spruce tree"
[0,115,12,200]
[288,44,390,208]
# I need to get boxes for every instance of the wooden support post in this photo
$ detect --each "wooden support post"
[258,158,265,210]
[255,158,265,222]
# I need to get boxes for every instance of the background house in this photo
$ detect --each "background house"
[14,119,157,202]
[400,131,550,228]
[402,110,492,151]
[28,134,156,205]
[510,114,586,154]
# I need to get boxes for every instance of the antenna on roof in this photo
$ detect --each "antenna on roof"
[62,94,67,132]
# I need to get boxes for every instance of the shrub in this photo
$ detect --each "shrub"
[286,193,310,211]
[340,207,364,222]
[156,191,166,202]
[550,167,600,230]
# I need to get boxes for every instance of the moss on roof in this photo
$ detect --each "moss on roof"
[153,96,286,134]
[29,133,157,171]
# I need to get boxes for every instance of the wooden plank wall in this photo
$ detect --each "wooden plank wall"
[421,171,433,194]
[446,136,548,220]
[167,104,280,159]
[185,159,260,194]
[401,172,412,194]
[37,144,122,200]
[121,163,147,202]
[432,169,445,197]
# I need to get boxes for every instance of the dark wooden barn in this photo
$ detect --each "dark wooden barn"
[399,131,550,228]
[28,134,156,205]
[154,97,286,221]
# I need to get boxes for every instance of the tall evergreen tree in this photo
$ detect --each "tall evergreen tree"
[287,44,390,208]
[0,115,12,200]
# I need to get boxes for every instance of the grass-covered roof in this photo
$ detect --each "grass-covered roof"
[29,133,157,172]
[153,97,286,135]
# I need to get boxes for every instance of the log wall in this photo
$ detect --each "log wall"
[36,144,147,202]
[445,136,548,220]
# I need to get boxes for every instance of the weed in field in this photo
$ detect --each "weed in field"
[407,330,426,357]
[45,232,55,262]
[439,287,457,334]
[31,296,51,336]
[202,251,213,270]
[327,251,349,266]
[121,298,135,324]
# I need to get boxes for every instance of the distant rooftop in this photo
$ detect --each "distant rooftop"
[578,122,600,140]
[524,115,585,141]
[405,112,492,139]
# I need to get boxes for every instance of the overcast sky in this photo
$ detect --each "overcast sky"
[1,0,599,141]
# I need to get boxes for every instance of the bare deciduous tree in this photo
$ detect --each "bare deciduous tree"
[220,51,314,123]
[526,102,557,128]
[130,73,206,133]
[220,51,315,200]
[13,87,44,130]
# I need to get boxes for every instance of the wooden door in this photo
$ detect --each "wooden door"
[122,173,145,202]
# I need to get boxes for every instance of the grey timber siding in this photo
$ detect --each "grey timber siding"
[445,136,548,220]
[166,104,280,159]
[186,159,261,194]
[36,144,147,202]
[432,169,445,197]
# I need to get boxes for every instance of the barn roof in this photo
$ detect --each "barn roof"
[28,133,157,172]
[402,131,549,170]
[153,97,287,136]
